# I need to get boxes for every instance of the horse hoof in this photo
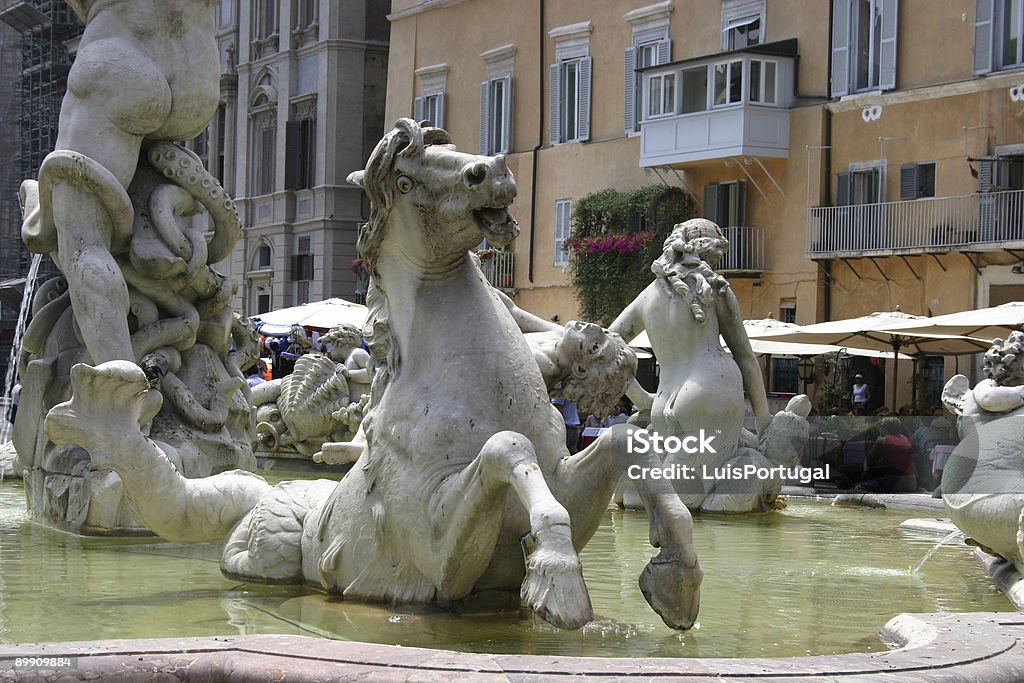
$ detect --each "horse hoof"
[521,546,593,630]
[639,549,702,630]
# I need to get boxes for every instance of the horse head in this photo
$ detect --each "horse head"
[348,119,518,269]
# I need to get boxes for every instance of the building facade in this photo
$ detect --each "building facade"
[210,0,390,316]
[385,0,1024,409]
[0,1,82,385]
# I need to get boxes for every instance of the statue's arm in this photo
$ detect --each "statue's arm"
[495,288,562,334]
[973,379,1024,414]
[608,285,649,343]
[719,289,770,436]
[344,348,373,383]
[610,288,653,410]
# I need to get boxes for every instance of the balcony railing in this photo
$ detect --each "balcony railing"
[480,249,514,290]
[807,189,1024,258]
[718,226,767,273]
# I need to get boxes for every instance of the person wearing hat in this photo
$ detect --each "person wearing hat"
[851,374,871,410]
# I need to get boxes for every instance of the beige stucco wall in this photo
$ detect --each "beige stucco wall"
[384,0,1024,411]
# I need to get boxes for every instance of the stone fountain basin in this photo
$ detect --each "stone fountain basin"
[2,613,1024,681]
[0,484,1017,679]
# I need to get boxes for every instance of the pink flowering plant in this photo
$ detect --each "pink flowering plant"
[567,185,695,325]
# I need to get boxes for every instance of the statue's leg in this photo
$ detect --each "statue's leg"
[555,423,702,630]
[430,430,593,630]
[44,361,271,543]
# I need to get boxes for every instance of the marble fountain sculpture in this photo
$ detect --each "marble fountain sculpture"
[252,322,373,459]
[42,118,707,631]
[13,0,255,534]
[610,220,812,513]
[940,330,1024,603]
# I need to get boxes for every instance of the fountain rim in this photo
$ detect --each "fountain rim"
[0,612,1021,680]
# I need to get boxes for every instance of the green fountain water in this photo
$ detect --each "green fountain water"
[0,481,1009,658]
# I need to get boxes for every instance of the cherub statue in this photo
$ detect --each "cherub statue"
[940,331,1024,567]
[610,219,809,512]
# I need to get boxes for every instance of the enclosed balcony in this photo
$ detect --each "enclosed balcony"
[638,40,796,168]
[806,189,1024,258]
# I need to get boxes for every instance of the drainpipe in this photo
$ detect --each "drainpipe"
[822,0,834,322]
[527,0,544,283]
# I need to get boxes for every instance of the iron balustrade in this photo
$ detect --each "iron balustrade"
[480,249,514,290]
[807,189,1024,257]
[718,225,766,272]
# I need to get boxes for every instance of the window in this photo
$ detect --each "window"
[837,166,882,205]
[293,236,314,302]
[979,154,1024,191]
[251,73,277,196]
[255,0,276,39]
[722,0,764,50]
[713,60,744,107]
[1000,0,1024,66]
[560,58,582,141]
[414,92,445,128]
[215,105,226,184]
[725,15,761,49]
[414,64,449,128]
[219,0,232,26]
[624,3,672,133]
[771,358,799,394]
[831,0,898,96]
[255,243,272,270]
[900,162,935,200]
[256,289,271,315]
[976,0,1024,72]
[549,21,592,145]
[704,181,746,226]
[780,299,797,324]
[749,60,777,104]
[681,66,709,113]
[297,0,317,29]
[625,38,671,132]
[285,99,316,190]
[554,200,572,267]
[193,128,209,169]
[253,115,275,196]
[480,76,511,154]
[480,45,515,154]
[646,71,675,117]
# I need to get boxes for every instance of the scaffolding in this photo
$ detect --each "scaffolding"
[0,1,82,380]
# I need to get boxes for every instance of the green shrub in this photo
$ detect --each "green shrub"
[568,185,695,326]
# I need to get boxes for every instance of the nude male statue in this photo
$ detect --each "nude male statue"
[22,0,219,364]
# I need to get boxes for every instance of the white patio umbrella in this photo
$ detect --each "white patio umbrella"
[251,298,368,334]
[748,308,992,406]
[872,300,1024,342]
[628,318,895,358]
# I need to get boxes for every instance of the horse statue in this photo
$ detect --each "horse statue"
[44,119,702,630]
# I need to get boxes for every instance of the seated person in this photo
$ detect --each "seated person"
[855,416,917,493]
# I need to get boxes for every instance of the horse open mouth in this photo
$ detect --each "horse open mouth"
[473,206,520,245]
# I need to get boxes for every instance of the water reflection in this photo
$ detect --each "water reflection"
[0,482,1010,658]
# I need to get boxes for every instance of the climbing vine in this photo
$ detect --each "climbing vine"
[568,185,695,326]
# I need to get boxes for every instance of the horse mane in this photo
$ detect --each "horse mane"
[349,119,452,411]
